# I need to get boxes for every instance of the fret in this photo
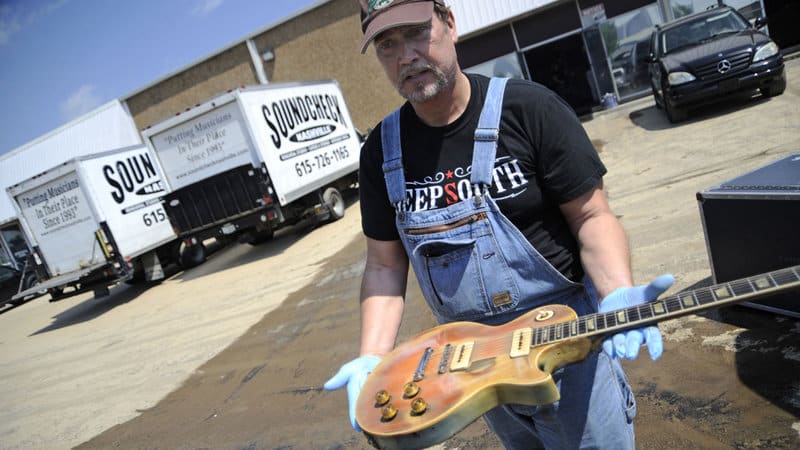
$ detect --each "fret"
[616,309,628,326]
[638,303,655,320]
[570,320,578,337]
[663,296,682,313]
[597,312,617,330]
[627,305,642,322]
[729,278,756,296]
[680,291,696,308]
[602,312,616,330]
[585,316,596,332]
[773,267,800,285]
[652,300,667,315]
[694,288,715,305]
[751,274,776,291]
[712,284,732,301]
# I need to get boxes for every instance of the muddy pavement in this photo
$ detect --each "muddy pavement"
[43,59,800,449]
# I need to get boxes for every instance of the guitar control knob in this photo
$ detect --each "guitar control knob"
[411,398,428,415]
[381,404,398,421]
[403,381,420,398]
[375,390,391,406]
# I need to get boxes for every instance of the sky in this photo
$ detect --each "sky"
[0,0,321,156]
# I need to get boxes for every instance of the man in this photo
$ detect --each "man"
[325,1,673,448]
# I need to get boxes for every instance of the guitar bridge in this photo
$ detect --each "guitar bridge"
[414,347,434,381]
[438,344,452,374]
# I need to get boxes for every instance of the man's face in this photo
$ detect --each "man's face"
[372,12,458,103]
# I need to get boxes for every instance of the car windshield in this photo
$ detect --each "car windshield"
[661,10,749,55]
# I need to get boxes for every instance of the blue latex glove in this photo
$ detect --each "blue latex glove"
[598,274,674,360]
[323,355,382,432]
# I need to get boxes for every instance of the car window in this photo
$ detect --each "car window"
[661,11,749,54]
[0,266,16,282]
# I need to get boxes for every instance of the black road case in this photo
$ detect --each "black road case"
[697,153,800,318]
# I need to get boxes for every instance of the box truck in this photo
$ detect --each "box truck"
[7,145,181,301]
[140,80,361,255]
[0,99,143,224]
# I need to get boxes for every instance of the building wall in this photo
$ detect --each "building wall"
[127,0,404,136]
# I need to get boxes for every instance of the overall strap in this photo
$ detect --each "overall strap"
[470,77,508,188]
[380,108,407,206]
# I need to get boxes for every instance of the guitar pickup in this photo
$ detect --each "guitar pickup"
[509,327,532,358]
[449,341,475,371]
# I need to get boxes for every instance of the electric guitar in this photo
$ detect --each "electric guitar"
[355,265,800,450]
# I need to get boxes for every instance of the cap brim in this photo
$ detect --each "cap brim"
[360,1,435,54]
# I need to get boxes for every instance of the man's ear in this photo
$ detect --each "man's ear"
[446,10,458,42]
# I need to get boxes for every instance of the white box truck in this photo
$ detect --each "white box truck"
[140,80,361,253]
[7,145,181,301]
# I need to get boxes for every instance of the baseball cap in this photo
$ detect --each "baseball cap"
[359,0,445,54]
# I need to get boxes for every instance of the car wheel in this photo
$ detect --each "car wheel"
[651,84,663,109]
[760,76,786,98]
[664,99,687,123]
[322,187,345,222]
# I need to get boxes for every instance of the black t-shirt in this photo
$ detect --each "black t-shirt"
[359,74,605,281]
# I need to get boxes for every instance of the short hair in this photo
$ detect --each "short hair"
[434,2,449,23]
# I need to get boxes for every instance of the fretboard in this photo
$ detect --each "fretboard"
[530,265,800,347]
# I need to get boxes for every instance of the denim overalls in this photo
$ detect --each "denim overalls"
[379,77,637,449]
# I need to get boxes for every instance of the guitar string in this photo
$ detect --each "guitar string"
[420,267,800,363]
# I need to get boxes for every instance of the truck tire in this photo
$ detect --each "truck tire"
[323,187,345,222]
[125,258,146,284]
[179,242,207,269]
[247,227,274,246]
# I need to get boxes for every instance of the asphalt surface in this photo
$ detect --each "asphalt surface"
[2,57,799,450]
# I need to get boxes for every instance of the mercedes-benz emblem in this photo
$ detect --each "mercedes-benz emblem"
[717,59,732,74]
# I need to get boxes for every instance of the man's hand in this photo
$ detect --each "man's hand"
[323,355,382,432]
[599,274,675,360]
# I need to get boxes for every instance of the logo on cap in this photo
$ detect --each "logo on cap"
[368,0,394,14]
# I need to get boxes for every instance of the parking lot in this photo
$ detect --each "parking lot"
[2,57,799,450]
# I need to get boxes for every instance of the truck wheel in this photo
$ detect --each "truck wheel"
[125,259,146,284]
[179,242,207,269]
[248,227,274,246]
[323,187,345,222]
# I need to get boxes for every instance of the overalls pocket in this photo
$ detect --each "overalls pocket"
[412,234,521,322]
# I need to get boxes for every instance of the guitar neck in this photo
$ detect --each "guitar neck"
[537,266,800,347]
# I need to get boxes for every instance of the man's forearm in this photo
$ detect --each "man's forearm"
[576,212,633,300]
[358,244,409,356]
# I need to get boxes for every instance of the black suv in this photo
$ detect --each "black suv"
[648,5,785,122]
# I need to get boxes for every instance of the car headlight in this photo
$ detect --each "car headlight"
[753,41,779,63]
[668,71,696,86]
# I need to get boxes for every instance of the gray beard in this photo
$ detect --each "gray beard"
[398,65,449,103]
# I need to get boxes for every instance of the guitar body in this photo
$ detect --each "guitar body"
[356,304,593,450]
